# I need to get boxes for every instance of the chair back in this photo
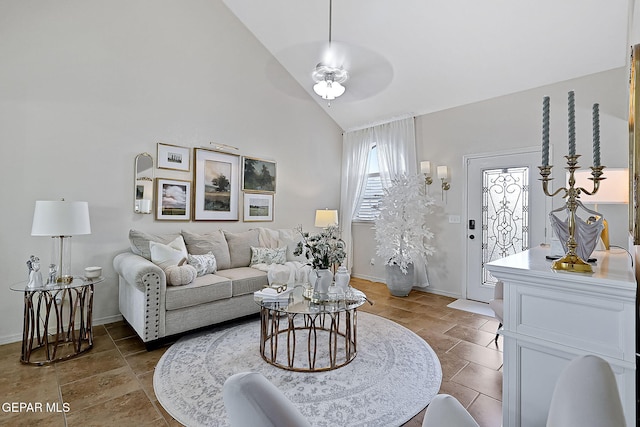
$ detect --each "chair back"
[223,371,311,427]
[422,394,480,427]
[546,355,625,427]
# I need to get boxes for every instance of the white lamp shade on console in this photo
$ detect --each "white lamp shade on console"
[31,200,91,283]
[570,168,629,204]
[315,209,338,228]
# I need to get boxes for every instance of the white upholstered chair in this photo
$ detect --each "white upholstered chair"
[488,280,503,343]
[422,394,479,427]
[546,354,626,427]
[223,371,311,427]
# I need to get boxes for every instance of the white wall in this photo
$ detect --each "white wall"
[352,68,630,298]
[0,0,342,343]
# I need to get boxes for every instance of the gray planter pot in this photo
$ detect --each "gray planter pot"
[385,263,415,297]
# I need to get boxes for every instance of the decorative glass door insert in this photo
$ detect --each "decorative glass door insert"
[482,167,529,285]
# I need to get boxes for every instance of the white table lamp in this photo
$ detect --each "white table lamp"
[570,168,629,249]
[31,200,91,283]
[315,209,338,228]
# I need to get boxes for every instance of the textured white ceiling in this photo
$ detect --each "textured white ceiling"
[222,0,630,130]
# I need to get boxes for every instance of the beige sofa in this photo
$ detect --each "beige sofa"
[113,227,306,347]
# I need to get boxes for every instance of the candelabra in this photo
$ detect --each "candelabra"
[539,91,604,273]
[539,157,605,272]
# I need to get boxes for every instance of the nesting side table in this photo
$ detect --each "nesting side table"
[10,276,103,365]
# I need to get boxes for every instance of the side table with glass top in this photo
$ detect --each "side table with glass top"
[10,276,103,365]
[254,285,367,372]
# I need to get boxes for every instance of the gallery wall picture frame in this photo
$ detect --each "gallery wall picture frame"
[243,193,274,222]
[157,143,191,172]
[193,148,240,221]
[155,178,191,221]
[242,156,276,193]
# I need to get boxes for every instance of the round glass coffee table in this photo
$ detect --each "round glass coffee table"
[255,285,367,372]
[10,276,103,365]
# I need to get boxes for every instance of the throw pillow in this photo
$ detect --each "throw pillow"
[278,229,308,263]
[223,229,260,268]
[129,229,181,260]
[149,236,188,270]
[187,252,217,277]
[165,263,197,286]
[250,246,287,266]
[181,230,231,270]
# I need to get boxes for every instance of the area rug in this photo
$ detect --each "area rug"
[154,312,442,427]
[447,298,495,317]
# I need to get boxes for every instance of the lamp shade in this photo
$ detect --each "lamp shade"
[570,169,629,204]
[315,209,338,228]
[437,166,449,180]
[420,161,431,175]
[313,80,345,100]
[31,200,91,236]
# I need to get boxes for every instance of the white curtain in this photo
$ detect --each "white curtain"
[339,129,373,270]
[375,118,418,187]
[340,117,429,287]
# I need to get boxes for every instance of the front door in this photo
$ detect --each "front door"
[465,149,548,302]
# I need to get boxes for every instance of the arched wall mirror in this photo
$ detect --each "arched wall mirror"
[135,153,154,214]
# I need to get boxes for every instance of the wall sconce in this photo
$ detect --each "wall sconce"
[437,165,450,200]
[420,161,433,186]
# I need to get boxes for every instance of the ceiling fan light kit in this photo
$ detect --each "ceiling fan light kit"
[312,64,348,100]
[312,0,348,102]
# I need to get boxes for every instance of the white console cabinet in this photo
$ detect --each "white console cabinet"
[486,246,636,427]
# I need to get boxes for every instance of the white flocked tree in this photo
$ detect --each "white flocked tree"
[374,174,436,274]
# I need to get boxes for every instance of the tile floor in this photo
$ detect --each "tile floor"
[0,278,502,426]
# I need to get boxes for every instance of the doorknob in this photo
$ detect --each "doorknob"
[469,234,475,239]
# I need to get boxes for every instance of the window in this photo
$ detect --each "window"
[353,145,383,221]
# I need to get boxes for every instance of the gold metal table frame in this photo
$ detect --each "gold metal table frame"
[10,276,103,365]
[256,286,366,372]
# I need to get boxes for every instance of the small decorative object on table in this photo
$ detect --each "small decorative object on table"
[294,225,346,298]
[84,266,102,278]
[26,255,43,289]
[334,265,351,291]
[539,91,605,273]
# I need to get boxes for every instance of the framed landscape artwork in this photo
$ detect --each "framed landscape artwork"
[193,148,240,221]
[242,156,276,193]
[157,143,190,172]
[155,178,191,221]
[243,193,273,222]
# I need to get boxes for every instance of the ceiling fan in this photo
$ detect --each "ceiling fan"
[311,0,349,103]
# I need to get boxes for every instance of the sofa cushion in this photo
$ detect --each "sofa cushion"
[165,274,232,311]
[129,229,182,260]
[250,246,287,265]
[215,267,268,296]
[187,252,217,276]
[223,229,260,268]
[149,236,188,269]
[278,229,308,263]
[182,230,231,270]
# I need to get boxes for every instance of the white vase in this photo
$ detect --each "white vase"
[334,266,351,290]
[314,269,333,296]
[385,264,414,297]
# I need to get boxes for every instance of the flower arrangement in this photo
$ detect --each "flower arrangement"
[374,174,436,274]
[294,225,346,270]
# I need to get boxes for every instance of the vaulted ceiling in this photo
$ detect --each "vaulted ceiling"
[222,0,631,130]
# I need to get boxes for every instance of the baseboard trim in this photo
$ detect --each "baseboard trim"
[94,313,124,327]
[352,273,386,283]
[0,313,124,346]
[351,274,461,299]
